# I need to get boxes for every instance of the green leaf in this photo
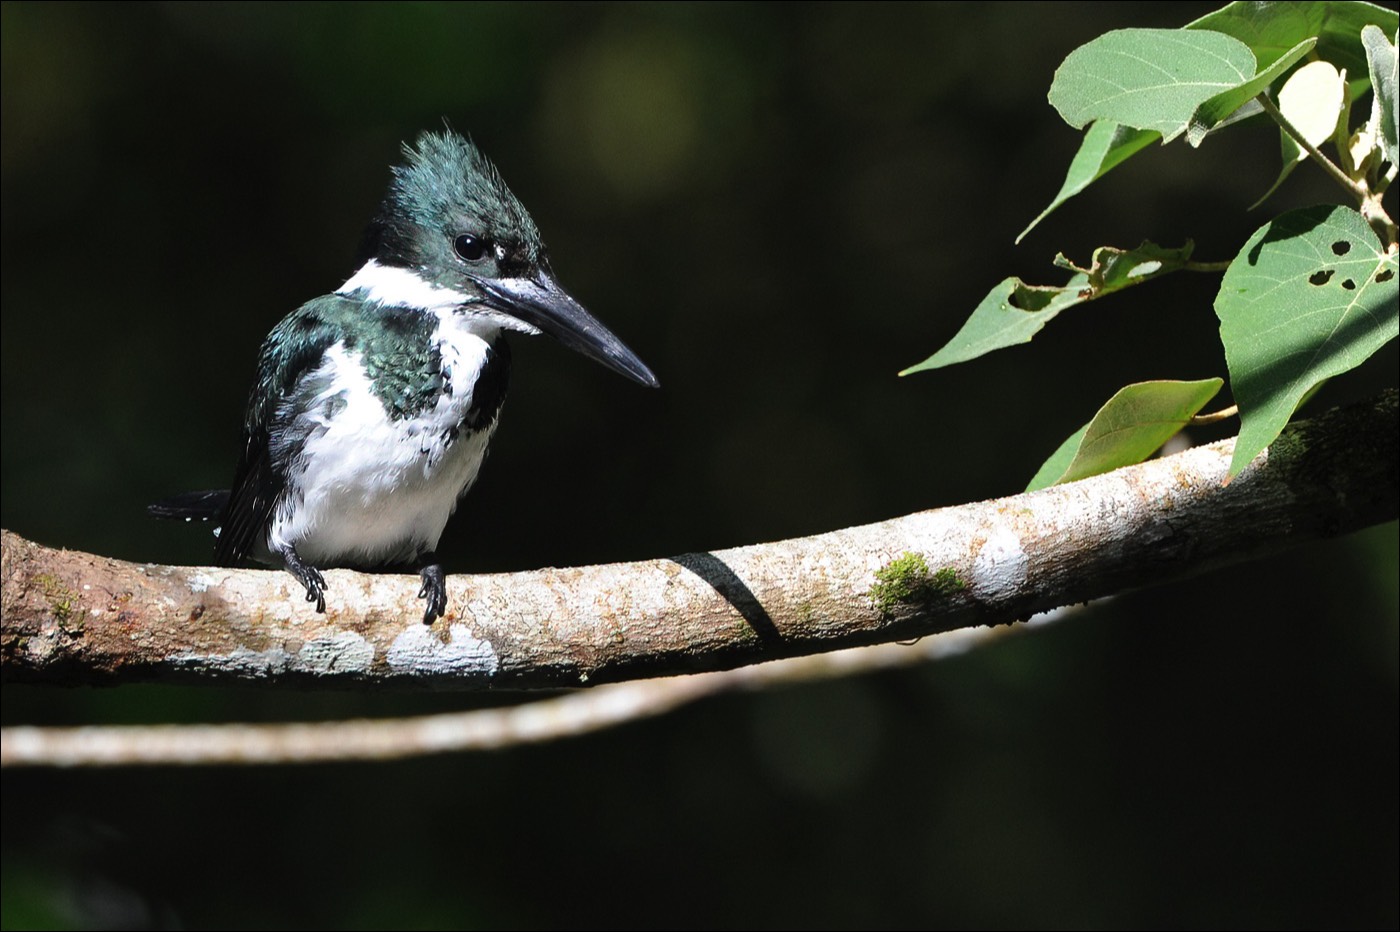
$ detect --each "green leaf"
[902,242,1195,374]
[1188,1,1397,97]
[1216,204,1399,477]
[1025,379,1225,492]
[1250,59,1349,210]
[900,275,1087,374]
[1018,121,1159,243]
[1361,25,1398,167]
[1186,37,1316,146]
[1049,28,1255,142]
[1026,424,1090,493]
[1030,6,1393,236]
[1054,241,1197,296]
[1278,59,1348,162]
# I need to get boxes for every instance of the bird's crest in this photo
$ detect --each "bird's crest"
[390,128,542,257]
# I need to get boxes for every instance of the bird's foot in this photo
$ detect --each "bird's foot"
[418,555,447,624]
[278,545,327,613]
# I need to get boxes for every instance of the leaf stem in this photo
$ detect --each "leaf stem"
[1190,404,1238,426]
[1256,93,1367,202]
[1360,195,1399,247]
[1183,260,1232,273]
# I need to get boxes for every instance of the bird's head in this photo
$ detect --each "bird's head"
[352,129,658,388]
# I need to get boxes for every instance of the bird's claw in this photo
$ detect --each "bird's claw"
[278,546,327,614]
[298,567,327,613]
[418,562,447,625]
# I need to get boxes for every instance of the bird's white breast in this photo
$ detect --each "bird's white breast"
[268,310,501,567]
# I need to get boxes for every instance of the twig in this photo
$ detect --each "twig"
[1257,93,1367,201]
[0,614,1060,767]
[1190,404,1239,426]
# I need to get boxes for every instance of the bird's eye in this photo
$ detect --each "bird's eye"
[454,234,487,262]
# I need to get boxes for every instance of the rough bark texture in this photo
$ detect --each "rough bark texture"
[0,626,1032,766]
[3,391,1395,691]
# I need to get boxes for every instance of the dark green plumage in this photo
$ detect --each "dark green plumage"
[357,130,544,281]
[250,295,444,429]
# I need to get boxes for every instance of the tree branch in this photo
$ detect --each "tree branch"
[0,620,1047,766]
[3,391,1396,693]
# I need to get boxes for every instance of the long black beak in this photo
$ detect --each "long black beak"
[472,267,659,389]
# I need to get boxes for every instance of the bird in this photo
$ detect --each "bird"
[151,128,658,624]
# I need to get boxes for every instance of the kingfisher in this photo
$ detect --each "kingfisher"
[151,129,658,623]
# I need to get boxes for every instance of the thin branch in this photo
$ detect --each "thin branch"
[1183,260,1233,273]
[1257,93,1368,201]
[3,391,1394,697]
[1259,91,1399,245]
[0,614,1059,767]
[1190,404,1239,425]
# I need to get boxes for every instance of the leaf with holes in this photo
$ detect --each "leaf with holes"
[1026,379,1224,492]
[1049,29,1256,143]
[903,242,1196,374]
[1054,241,1197,298]
[1216,204,1399,477]
[899,275,1088,373]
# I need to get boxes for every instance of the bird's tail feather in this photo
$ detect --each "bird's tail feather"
[148,490,230,521]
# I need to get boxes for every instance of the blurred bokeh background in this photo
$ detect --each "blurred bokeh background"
[3,2,1396,928]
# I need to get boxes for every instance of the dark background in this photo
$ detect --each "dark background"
[2,2,1396,928]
